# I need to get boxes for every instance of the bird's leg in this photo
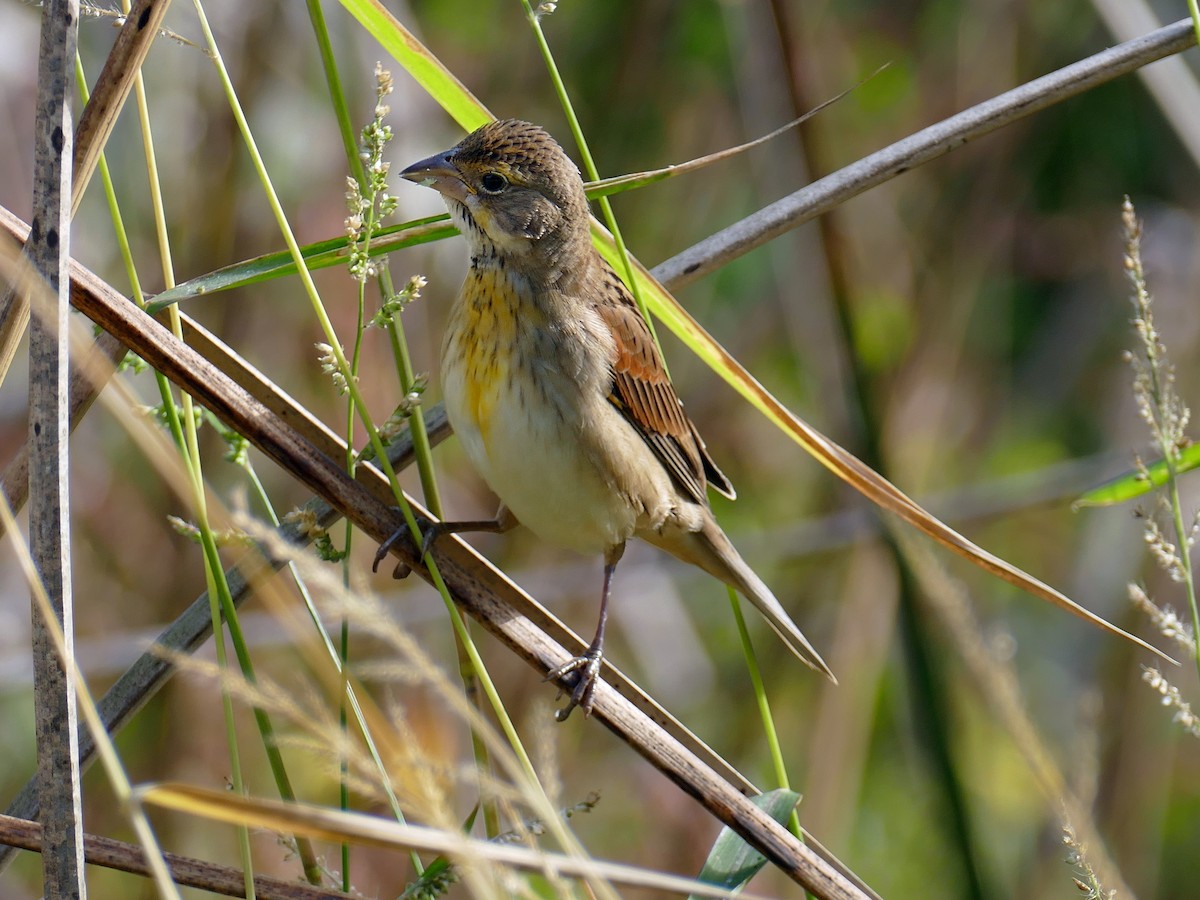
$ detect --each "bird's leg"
[372,505,517,577]
[547,543,625,721]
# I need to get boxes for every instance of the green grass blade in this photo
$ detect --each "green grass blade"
[336,0,492,130]
[1075,445,1200,507]
[146,215,455,312]
[689,789,801,898]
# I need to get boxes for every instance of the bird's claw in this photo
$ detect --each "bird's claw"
[372,513,440,578]
[546,650,603,721]
[419,524,444,559]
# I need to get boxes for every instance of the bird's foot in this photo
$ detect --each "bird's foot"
[371,513,439,578]
[374,510,515,578]
[546,649,604,721]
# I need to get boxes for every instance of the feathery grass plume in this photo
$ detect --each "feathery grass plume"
[346,63,400,284]
[1062,824,1115,900]
[196,409,252,466]
[166,515,252,547]
[1128,584,1196,655]
[115,349,148,374]
[1140,667,1200,739]
[156,624,578,897]
[399,860,459,900]
[351,373,431,471]
[315,341,352,395]
[383,377,428,426]
[159,595,491,828]
[1120,198,1200,718]
[1123,200,1190,461]
[371,273,426,328]
[139,401,203,431]
[283,505,347,562]
[160,509,612,896]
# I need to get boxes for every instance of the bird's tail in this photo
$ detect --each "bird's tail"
[648,516,836,683]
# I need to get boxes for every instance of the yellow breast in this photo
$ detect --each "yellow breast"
[447,267,522,441]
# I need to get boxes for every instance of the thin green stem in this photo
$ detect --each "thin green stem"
[124,5,263,886]
[71,54,182,900]
[727,589,803,839]
[728,588,817,899]
[306,0,444,514]
[1164,472,1200,682]
[339,614,352,892]
[231,445,413,831]
[1128,197,1200,682]
[332,257,369,889]
[521,0,664,359]
[437,569,542,789]
[307,0,364,185]
[195,0,536,816]
[304,3,499,837]
[381,302,445,515]
[122,0,324,884]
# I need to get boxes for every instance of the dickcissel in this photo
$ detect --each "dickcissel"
[381,119,833,718]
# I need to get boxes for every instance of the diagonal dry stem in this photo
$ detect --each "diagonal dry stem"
[0,203,869,898]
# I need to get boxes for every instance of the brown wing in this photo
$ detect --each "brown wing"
[593,265,735,503]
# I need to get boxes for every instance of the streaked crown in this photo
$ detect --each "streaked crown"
[402,119,590,265]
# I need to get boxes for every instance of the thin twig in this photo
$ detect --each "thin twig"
[0,0,169,391]
[0,813,357,900]
[72,0,173,217]
[653,18,1196,289]
[1091,0,1200,171]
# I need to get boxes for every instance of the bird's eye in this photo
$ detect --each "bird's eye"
[479,172,508,194]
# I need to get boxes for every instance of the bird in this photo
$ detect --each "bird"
[379,118,834,719]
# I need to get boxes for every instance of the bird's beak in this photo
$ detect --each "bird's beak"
[400,150,469,203]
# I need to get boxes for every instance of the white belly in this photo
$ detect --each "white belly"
[441,349,640,555]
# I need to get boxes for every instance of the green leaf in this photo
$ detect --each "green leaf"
[397,803,478,899]
[336,0,492,131]
[688,788,801,898]
[1075,445,1200,507]
[145,216,455,312]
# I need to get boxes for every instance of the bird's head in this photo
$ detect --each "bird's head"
[401,120,590,269]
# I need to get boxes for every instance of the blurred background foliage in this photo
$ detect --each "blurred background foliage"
[1,0,1199,897]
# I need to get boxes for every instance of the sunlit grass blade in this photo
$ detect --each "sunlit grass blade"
[145,215,455,312]
[595,237,1175,665]
[336,0,492,131]
[689,789,800,899]
[1075,445,1200,507]
[138,783,758,899]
